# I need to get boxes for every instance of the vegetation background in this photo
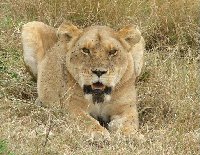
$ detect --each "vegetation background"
[0,0,199,154]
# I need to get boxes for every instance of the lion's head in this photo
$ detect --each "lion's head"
[57,22,141,104]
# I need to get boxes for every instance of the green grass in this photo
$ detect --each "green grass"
[0,0,199,154]
[0,140,14,155]
[0,140,7,154]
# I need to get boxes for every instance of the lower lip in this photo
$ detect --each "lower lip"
[83,85,112,95]
[92,89,103,94]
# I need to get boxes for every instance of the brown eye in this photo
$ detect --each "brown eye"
[109,49,118,57]
[81,48,90,55]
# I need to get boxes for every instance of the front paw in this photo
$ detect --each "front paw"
[108,120,145,142]
[108,117,126,133]
[86,125,110,143]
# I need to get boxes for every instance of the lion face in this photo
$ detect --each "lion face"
[57,23,141,103]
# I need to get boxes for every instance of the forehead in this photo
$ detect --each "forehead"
[77,26,122,48]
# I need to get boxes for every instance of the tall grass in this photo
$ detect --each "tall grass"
[0,0,199,154]
[1,0,199,50]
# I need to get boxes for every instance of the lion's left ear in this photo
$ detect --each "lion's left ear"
[118,25,141,48]
[57,21,82,42]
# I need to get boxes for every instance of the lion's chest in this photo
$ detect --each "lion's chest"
[88,103,110,128]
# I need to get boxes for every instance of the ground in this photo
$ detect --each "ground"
[0,0,199,154]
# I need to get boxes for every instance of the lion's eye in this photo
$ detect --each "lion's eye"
[109,49,118,57]
[82,48,90,55]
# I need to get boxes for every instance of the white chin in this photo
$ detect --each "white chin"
[84,94,93,102]
[104,95,111,102]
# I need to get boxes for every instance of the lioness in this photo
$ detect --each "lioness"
[22,21,145,141]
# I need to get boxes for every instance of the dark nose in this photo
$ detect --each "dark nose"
[92,70,107,77]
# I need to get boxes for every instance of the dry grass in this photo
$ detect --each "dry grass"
[0,0,199,154]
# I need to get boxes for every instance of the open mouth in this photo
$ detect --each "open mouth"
[91,82,106,90]
[83,82,112,95]
[83,82,112,104]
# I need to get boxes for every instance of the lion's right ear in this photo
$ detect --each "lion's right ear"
[57,22,82,42]
[118,25,141,49]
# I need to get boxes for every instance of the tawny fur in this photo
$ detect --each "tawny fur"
[22,21,57,78]
[22,21,145,141]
